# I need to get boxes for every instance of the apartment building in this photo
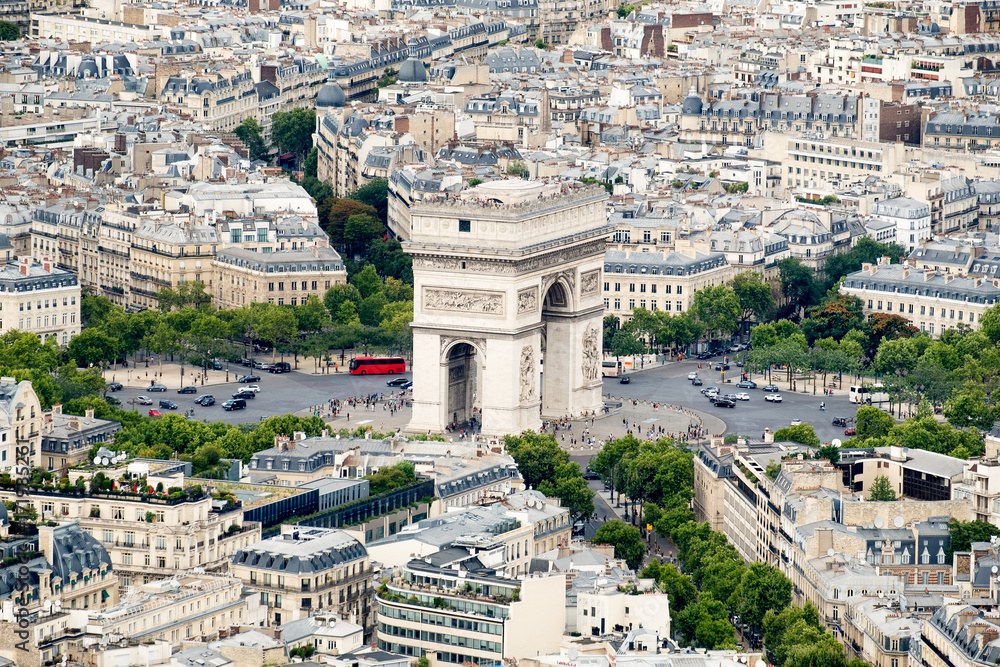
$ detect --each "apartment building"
[39,404,120,471]
[920,604,1000,667]
[86,575,253,649]
[974,180,1000,230]
[0,376,43,473]
[922,112,1000,153]
[30,199,103,275]
[843,597,925,667]
[679,91,862,147]
[212,245,346,308]
[0,473,260,588]
[0,254,80,344]
[160,70,257,133]
[602,244,732,324]
[952,451,1000,525]
[576,584,670,638]
[375,546,567,662]
[129,219,218,310]
[30,12,159,42]
[231,526,373,631]
[870,197,932,252]
[840,257,1000,337]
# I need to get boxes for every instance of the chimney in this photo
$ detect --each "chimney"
[68,417,80,431]
[85,407,95,419]
[18,256,29,276]
[52,403,63,415]
[42,256,52,273]
[924,269,936,281]
[293,431,306,441]
[37,524,57,563]
[763,429,775,444]
[945,274,955,283]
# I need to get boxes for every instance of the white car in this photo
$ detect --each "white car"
[135,395,152,405]
[687,371,699,380]
[705,389,719,399]
[244,385,261,394]
[734,392,750,401]
[764,394,783,403]
[790,418,802,426]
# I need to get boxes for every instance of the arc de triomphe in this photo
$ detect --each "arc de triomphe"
[402,181,610,437]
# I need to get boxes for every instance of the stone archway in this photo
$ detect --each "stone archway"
[403,181,611,437]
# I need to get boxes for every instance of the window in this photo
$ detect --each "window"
[459,220,471,233]
[231,229,242,243]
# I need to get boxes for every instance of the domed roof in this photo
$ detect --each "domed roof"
[681,86,703,115]
[398,57,427,83]
[316,82,346,108]
[77,60,100,78]
[0,204,27,227]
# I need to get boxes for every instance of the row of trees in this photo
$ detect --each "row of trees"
[74,258,416,375]
[503,432,595,522]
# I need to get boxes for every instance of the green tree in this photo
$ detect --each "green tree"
[320,198,379,245]
[592,520,645,570]
[234,117,269,162]
[947,518,998,562]
[692,285,740,340]
[729,562,792,630]
[324,283,363,319]
[295,295,331,334]
[867,475,897,501]
[675,592,735,649]
[366,238,413,284]
[855,406,895,440]
[0,20,18,40]
[730,272,775,327]
[801,293,864,343]
[350,178,389,224]
[778,258,821,312]
[350,264,384,300]
[874,337,918,374]
[945,381,1000,430]
[506,161,529,178]
[815,444,840,465]
[66,327,122,367]
[304,146,318,178]
[271,107,316,166]
[772,424,820,448]
[616,3,635,17]
[255,304,298,361]
[344,214,386,254]
[978,302,1000,344]
[610,326,646,357]
[504,432,569,489]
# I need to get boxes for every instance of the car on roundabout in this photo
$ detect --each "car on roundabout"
[763,384,780,392]
[764,394,783,403]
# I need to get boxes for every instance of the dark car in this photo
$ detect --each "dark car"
[240,357,254,367]
[107,382,123,391]
[269,362,291,373]
[697,352,714,360]
[158,399,178,410]
[572,522,586,537]
[713,398,736,408]
[148,383,167,392]
[232,389,256,400]
[386,377,411,387]
[736,380,757,389]
[583,469,601,480]
[222,399,247,411]
[105,396,121,406]
[619,375,630,384]
[763,384,780,392]
[178,385,198,394]
[400,380,413,390]
[715,363,731,371]
[211,360,224,370]
[195,395,215,406]
[239,374,261,383]
[692,378,703,386]
[832,417,848,427]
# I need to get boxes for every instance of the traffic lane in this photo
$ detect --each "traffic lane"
[604,368,859,444]
[107,370,409,424]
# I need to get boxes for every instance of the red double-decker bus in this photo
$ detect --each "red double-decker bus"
[349,357,406,375]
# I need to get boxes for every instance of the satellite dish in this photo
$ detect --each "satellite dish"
[894,516,904,528]
[878,590,884,598]
[831,439,842,448]
[100,457,109,465]
[827,548,835,556]
[874,517,884,528]
[994,566,998,574]
[901,447,908,455]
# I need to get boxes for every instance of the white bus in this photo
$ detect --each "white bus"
[849,384,889,404]
[602,360,622,377]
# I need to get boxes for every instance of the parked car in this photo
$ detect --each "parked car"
[619,375,631,384]
[714,398,736,408]
[386,378,411,387]
[195,395,215,406]
[147,383,167,392]
[211,359,224,370]
[240,357,254,367]
[134,395,152,405]
[687,371,699,380]
[254,362,271,371]
[239,375,261,383]
[764,394,783,403]
[763,384,780,392]
[572,522,586,537]
[177,385,198,394]
[734,392,751,401]
[269,362,291,373]
[232,389,256,400]
[107,382,123,391]
[692,378,703,386]
[159,399,178,410]
[148,409,162,417]
[736,380,757,389]
[106,396,121,406]
[844,427,857,436]
[222,399,247,411]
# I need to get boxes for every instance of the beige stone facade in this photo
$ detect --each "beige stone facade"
[212,245,346,309]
